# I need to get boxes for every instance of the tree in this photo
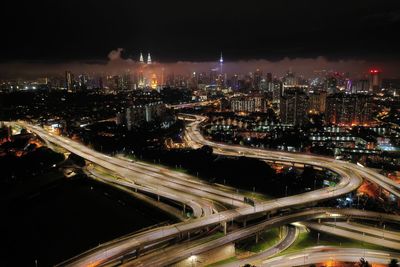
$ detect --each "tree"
[389,258,399,267]
[199,145,213,155]
[358,257,370,267]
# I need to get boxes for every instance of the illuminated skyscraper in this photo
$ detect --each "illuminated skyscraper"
[326,93,374,126]
[308,91,327,114]
[139,52,144,63]
[138,71,144,88]
[369,69,381,93]
[147,53,152,64]
[280,89,309,126]
[150,73,158,89]
[219,52,223,75]
[65,71,74,92]
[217,52,224,87]
[253,69,262,89]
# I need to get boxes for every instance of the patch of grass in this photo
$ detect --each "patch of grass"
[237,228,281,253]
[241,190,272,201]
[92,165,120,179]
[206,256,237,267]
[211,232,226,240]
[281,231,312,255]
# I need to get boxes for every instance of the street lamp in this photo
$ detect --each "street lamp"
[383,224,386,239]
[363,232,366,257]
[189,255,196,267]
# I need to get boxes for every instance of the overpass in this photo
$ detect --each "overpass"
[182,114,400,199]
[260,247,400,267]
[125,208,400,266]
[8,120,363,267]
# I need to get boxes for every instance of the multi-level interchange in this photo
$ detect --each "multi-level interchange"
[10,113,400,267]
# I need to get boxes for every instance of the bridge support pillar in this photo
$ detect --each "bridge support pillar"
[188,232,191,240]
[318,218,321,224]
[255,232,259,244]
[243,220,247,227]
[221,221,227,235]
[183,204,186,215]
[157,195,160,201]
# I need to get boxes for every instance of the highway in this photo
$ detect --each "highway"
[219,226,299,267]
[10,120,364,267]
[126,208,400,266]
[324,221,400,242]
[12,122,247,213]
[166,100,220,110]
[260,247,400,267]
[85,166,201,220]
[303,222,400,250]
[182,114,400,198]
[12,118,399,266]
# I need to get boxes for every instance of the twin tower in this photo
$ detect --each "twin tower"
[139,52,151,64]
[138,52,223,66]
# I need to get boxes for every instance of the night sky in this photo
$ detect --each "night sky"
[1,0,400,63]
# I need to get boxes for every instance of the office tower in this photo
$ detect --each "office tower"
[351,79,369,94]
[65,71,74,92]
[308,91,327,114]
[230,95,265,113]
[139,52,144,63]
[369,69,381,93]
[253,69,262,90]
[280,89,309,126]
[325,93,374,126]
[219,52,223,75]
[266,73,273,83]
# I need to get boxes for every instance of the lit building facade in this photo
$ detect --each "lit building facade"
[120,101,166,130]
[325,93,374,126]
[280,89,309,126]
[308,91,327,114]
[230,95,266,113]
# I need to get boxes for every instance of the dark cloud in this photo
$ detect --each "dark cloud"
[0,0,399,73]
[1,49,398,79]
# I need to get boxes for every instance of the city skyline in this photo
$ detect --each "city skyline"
[2,2,400,267]
[1,49,399,79]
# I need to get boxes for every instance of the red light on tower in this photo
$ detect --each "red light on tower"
[369,69,382,93]
[369,69,379,74]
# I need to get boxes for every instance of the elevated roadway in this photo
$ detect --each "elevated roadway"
[261,247,400,267]
[9,120,364,267]
[182,114,400,198]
